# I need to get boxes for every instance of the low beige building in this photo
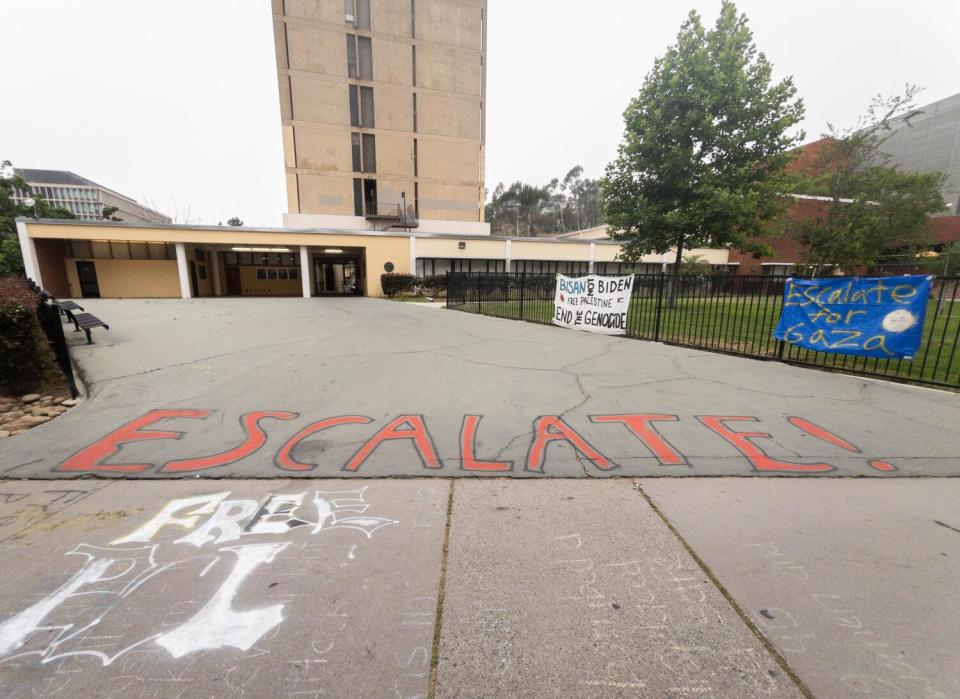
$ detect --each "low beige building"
[17,219,733,300]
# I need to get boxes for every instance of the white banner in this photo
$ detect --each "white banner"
[552,274,634,335]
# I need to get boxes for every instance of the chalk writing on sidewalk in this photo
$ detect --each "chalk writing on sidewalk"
[53,410,902,476]
[0,488,396,666]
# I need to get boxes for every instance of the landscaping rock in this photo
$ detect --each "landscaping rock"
[20,394,41,404]
[0,431,9,439]
[39,397,54,407]
[61,399,79,407]
[0,411,25,423]
[19,415,50,427]
[8,430,27,436]
[53,397,66,405]
[0,403,14,413]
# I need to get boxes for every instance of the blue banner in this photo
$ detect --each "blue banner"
[773,276,932,359]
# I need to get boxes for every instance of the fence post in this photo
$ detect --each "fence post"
[519,270,526,320]
[444,272,449,308]
[476,275,482,313]
[777,339,785,360]
[653,271,666,342]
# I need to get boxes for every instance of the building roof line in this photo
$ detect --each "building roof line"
[16,217,639,245]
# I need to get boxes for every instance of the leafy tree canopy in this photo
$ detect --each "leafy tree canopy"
[485,165,603,236]
[787,87,948,273]
[226,217,244,226]
[602,1,804,270]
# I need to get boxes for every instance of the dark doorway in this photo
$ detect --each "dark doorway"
[313,250,365,295]
[225,266,241,295]
[188,261,199,297]
[76,261,100,298]
[363,179,377,214]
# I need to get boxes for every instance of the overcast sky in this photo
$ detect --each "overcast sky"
[1,0,958,227]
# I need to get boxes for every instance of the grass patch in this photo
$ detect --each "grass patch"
[452,293,960,388]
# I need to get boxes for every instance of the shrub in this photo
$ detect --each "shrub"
[0,277,45,394]
[380,273,415,297]
[416,275,447,295]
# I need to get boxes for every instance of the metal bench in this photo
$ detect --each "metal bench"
[71,313,110,344]
[54,300,85,321]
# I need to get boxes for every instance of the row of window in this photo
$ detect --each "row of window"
[417,258,507,277]
[223,251,299,267]
[256,268,300,281]
[594,262,663,275]
[17,186,100,203]
[414,260,694,277]
[513,261,591,275]
[64,239,176,261]
[416,259,618,277]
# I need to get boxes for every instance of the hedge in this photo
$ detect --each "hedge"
[0,277,45,394]
[380,273,416,297]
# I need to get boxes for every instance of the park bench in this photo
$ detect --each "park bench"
[70,313,110,344]
[53,299,85,321]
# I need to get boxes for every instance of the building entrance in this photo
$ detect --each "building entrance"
[313,249,365,296]
[76,261,100,298]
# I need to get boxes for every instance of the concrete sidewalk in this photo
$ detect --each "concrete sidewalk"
[1,297,958,478]
[0,478,957,697]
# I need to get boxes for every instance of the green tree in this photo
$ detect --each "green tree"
[788,88,948,273]
[558,166,604,232]
[485,181,552,236]
[602,2,804,282]
[484,167,605,236]
[0,161,76,275]
[101,205,121,221]
[226,216,244,226]
[680,254,712,275]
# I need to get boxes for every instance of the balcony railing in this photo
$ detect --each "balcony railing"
[364,202,419,228]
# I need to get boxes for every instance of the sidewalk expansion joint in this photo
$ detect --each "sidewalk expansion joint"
[428,478,455,699]
[633,481,815,699]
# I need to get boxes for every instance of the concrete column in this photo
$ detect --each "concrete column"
[505,239,512,273]
[175,243,191,299]
[299,246,311,298]
[588,242,596,273]
[15,220,43,288]
[210,250,222,296]
[409,235,417,277]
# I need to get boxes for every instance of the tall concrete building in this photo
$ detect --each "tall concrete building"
[271,0,489,235]
[879,92,960,215]
[12,169,171,224]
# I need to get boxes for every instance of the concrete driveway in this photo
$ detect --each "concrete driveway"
[2,297,958,478]
[1,298,959,697]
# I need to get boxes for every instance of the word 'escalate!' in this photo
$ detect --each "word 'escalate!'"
[56,410,898,475]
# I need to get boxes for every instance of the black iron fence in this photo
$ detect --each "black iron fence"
[32,291,80,398]
[446,272,960,390]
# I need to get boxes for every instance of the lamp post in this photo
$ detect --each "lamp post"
[23,196,37,218]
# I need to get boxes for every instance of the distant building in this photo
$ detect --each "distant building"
[12,169,170,224]
[878,92,960,216]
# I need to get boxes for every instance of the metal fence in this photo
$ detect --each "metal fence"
[33,293,80,398]
[446,272,960,390]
